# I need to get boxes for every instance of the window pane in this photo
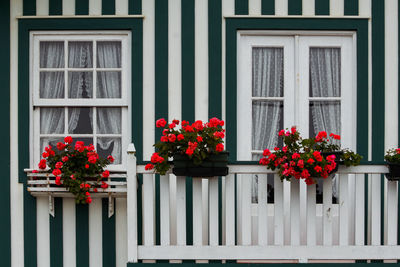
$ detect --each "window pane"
[40,72,65,98]
[252,47,283,97]
[68,71,93,98]
[40,108,64,134]
[97,41,122,68]
[68,42,93,68]
[68,107,93,134]
[40,41,64,68]
[309,101,341,139]
[97,138,121,164]
[252,100,283,150]
[309,48,341,97]
[97,108,121,134]
[97,71,121,98]
[40,137,64,157]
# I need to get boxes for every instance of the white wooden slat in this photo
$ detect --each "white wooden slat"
[89,199,102,267]
[354,174,365,245]
[302,0,314,15]
[225,174,235,246]
[193,178,203,245]
[36,0,49,15]
[202,180,209,246]
[323,177,333,245]
[62,0,75,15]
[236,175,242,245]
[370,174,381,245]
[160,175,170,245]
[274,174,284,245]
[330,0,344,16]
[115,0,129,15]
[88,0,102,15]
[275,0,288,15]
[63,199,76,267]
[176,176,186,246]
[126,144,137,263]
[209,177,219,245]
[257,174,268,245]
[290,178,300,245]
[241,175,252,245]
[306,184,316,245]
[37,197,50,267]
[115,198,127,267]
[249,0,261,15]
[143,174,155,246]
[339,174,349,245]
[386,180,398,245]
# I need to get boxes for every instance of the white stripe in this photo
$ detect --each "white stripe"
[37,0,49,15]
[193,179,203,245]
[275,0,288,16]
[115,0,129,15]
[142,0,155,160]
[249,0,261,15]
[89,0,102,15]
[330,0,344,16]
[37,197,50,267]
[63,0,75,15]
[115,198,128,267]
[89,199,103,267]
[302,0,314,15]
[359,0,371,17]
[195,0,209,121]
[63,199,76,267]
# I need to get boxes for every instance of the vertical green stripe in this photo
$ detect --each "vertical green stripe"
[102,0,116,15]
[288,0,302,15]
[24,187,37,267]
[49,0,63,15]
[235,0,248,15]
[50,198,63,267]
[76,204,89,267]
[261,0,275,15]
[0,0,10,265]
[344,0,358,15]
[75,0,89,15]
[315,0,329,15]
[23,0,36,15]
[129,0,142,14]
[102,199,116,267]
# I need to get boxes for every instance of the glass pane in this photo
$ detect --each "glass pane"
[309,101,341,140]
[40,41,64,68]
[97,108,121,134]
[40,108,64,134]
[97,138,121,164]
[40,72,65,98]
[97,41,122,68]
[97,71,121,98]
[68,71,93,98]
[252,47,283,97]
[40,137,64,157]
[68,42,93,68]
[309,47,341,97]
[252,100,283,150]
[68,107,93,134]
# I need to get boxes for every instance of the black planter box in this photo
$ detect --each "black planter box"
[321,151,343,173]
[385,163,400,181]
[172,151,229,177]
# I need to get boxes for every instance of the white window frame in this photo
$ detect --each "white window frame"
[30,31,132,171]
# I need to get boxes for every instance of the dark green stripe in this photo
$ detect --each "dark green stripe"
[182,0,195,122]
[129,0,142,14]
[24,186,37,267]
[344,0,358,15]
[0,0,10,265]
[185,178,193,246]
[315,0,329,15]
[49,0,62,15]
[76,204,89,267]
[102,199,116,267]
[261,0,275,15]
[75,0,89,15]
[50,198,63,267]
[235,0,248,15]
[23,0,36,15]
[102,0,116,15]
[288,0,302,15]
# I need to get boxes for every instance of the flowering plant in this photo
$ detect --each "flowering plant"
[36,136,114,204]
[146,118,226,175]
[384,148,400,164]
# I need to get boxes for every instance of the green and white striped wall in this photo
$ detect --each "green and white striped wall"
[4,0,398,267]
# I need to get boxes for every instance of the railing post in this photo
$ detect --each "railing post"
[127,143,138,263]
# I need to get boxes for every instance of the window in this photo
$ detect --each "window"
[30,31,131,169]
[237,32,356,202]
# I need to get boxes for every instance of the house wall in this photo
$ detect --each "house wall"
[5,0,398,267]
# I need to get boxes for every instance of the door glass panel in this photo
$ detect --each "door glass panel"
[309,101,341,139]
[68,107,93,134]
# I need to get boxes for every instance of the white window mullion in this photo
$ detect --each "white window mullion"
[65,40,68,99]
[93,40,97,100]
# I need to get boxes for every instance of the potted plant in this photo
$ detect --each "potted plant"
[384,148,400,180]
[259,127,362,185]
[36,136,114,204]
[146,117,228,177]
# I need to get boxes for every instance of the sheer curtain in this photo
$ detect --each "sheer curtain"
[251,47,284,202]
[97,108,122,164]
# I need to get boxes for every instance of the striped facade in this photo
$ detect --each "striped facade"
[2,0,398,266]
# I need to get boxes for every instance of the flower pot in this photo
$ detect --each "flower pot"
[172,151,229,177]
[385,163,400,181]
[321,151,343,173]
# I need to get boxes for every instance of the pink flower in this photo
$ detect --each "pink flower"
[197,136,203,142]
[107,155,114,163]
[145,164,154,170]
[263,149,271,156]
[55,162,63,169]
[52,169,61,176]
[64,136,73,144]
[55,176,62,185]
[62,156,69,162]
[278,130,285,136]
[156,118,167,128]
[292,153,300,159]
[177,134,184,141]
[168,134,176,142]
[102,170,110,178]
[216,143,224,152]
[38,159,47,169]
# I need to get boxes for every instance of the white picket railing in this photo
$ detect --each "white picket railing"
[126,144,400,263]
